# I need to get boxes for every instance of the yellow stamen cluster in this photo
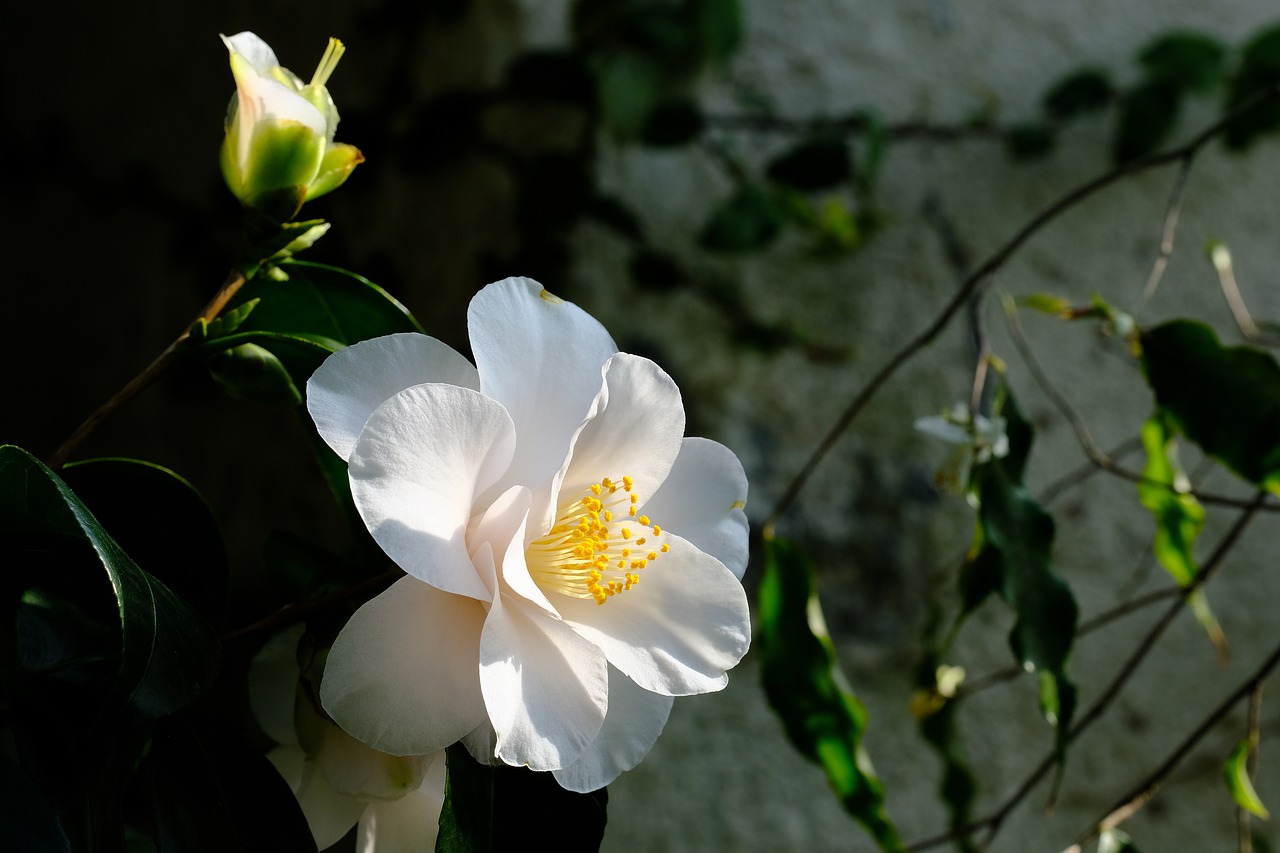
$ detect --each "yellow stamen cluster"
[526,475,668,605]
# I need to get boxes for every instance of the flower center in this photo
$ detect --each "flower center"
[527,476,669,606]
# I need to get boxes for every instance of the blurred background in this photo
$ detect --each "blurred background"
[6,1,1280,850]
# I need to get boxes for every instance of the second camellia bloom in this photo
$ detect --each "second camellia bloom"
[306,277,751,792]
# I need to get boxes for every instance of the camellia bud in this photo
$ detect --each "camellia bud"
[219,32,364,221]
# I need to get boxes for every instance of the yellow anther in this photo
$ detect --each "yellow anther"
[652,524,661,535]
[622,549,631,557]
[604,510,613,521]
[660,543,670,553]
[591,483,602,496]
[648,551,658,561]
[621,528,631,539]
[622,476,634,491]
[630,494,638,504]
[636,537,647,546]
[638,515,651,526]
[629,506,637,517]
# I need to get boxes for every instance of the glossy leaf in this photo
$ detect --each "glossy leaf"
[1225,738,1271,819]
[1140,320,1280,492]
[1137,414,1226,660]
[61,458,229,627]
[0,755,71,852]
[1139,32,1226,93]
[435,744,607,853]
[967,390,1078,738]
[205,343,302,405]
[1114,80,1181,163]
[1044,69,1115,119]
[766,138,852,191]
[0,446,220,717]
[699,185,787,252]
[758,537,902,850]
[1224,26,1280,150]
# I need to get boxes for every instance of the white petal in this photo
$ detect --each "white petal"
[914,415,970,445]
[266,743,306,791]
[642,437,749,580]
[321,577,487,756]
[221,32,280,75]
[248,624,305,746]
[480,591,608,771]
[559,533,750,696]
[350,384,514,601]
[307,333,480,462]
[355,754,446,853]
[319,723,430,801]
[460,719,499,766]
[468,277,618,496]
[547,354,685,534]
[552,667,674,792]
[295,757,367,850]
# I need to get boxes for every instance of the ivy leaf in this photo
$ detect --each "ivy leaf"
[1005,123,1056,160]
[758,537,902,850]
[1137,414,1227,662]
[1044,69,1115,119]
[1114,80,1181,163]
[595,51,663,139]
[1225,738,1271,820]
[699,185,788,252]
[766,138,852,191]
[640,99,706,146]
[0,446,220,717]
[1139,32,1226,93]
[967,390,1078,744]
[1140,320,1280,492]
[435,744,607,853]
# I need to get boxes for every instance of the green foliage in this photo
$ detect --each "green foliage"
[1140,320,1280,492]
[0,446,220,717]
[1139,32,1226,93]
[1137,414,1226,659]
[758,537,902,850]
[1005,122,1056,160]
[1224,738,1270,820]
[699,185,788,251]
[1044,69,1115,119]
[640,98,706,146]
[967,390,1078,742]
[205,343,303,405]
[766,138,852,190]
[1114,80,1181,162]
[1225,25,1280,150]
[436,744,608,852]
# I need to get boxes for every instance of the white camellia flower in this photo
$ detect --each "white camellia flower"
[307,277,751,792]
[249,626,446,852]
[220,31,363,219]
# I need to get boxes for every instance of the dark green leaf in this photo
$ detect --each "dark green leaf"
[699,185,787,252]
[758,537,902,850]
[853,109,887,197]
[1140,320,1280,492]
[1004,123,1057,160]
[1139,32,1226,93]
[206,343,302,405]
[436,744,607,853]
[0,446,220,717]
[1225,739,1270,819]
[0,754,71,852]
[1137,414,1226,659]
[967,390,1078,740]
[628,249,688,292]
[766,138,852,190]
[16,588,117,682]
[595,52,663,139]
[1224,26,1280,150]
[264,531,364,603]
[694,0,743,62]
[61,458,229,627]
[1113,80,1181,163]
[1044,69,1116,119]
[640,99,706,146]
[204,297,260,338]
[149,714,317,852]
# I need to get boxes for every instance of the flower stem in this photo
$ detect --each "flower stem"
[49,268,248,469]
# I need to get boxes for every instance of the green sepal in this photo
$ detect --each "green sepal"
[1225,738,1271,820]
[305,143,364,201]
[758,537,902,850]
[240,120,326,219]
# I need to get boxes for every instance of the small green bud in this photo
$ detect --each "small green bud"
[220,32,363,222]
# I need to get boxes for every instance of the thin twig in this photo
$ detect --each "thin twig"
[49,268,248,469]
[1061,641,1280,853]
[762,85,1280,536]
[1210,242,1280,347]
[1132,157,1194,315]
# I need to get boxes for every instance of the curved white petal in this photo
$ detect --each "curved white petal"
[321,577,487,756]
[221,32,280,76]
[547,354,685,534]
[266,743,306,791]
[559,533,750,696]
[460,719,499,766]
[308,333,480,461]
[355,754,446,853]
[350,384,514,601]
[642,437,749,580]
[480,592,608,771]
[319,723,429,801]
[295,757,367,850]
[248,624,305,746]
[468,278,618,497]
[552,666,674,792]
